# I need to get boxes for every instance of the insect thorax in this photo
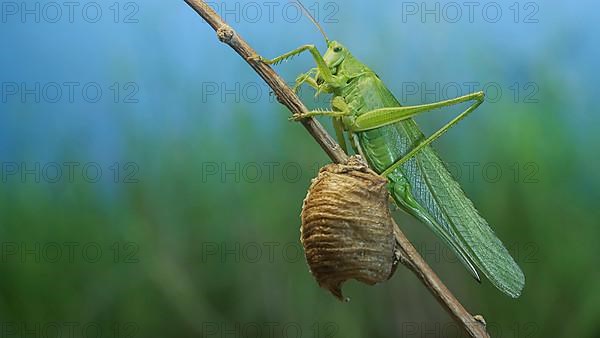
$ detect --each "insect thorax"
[334,70,399,118]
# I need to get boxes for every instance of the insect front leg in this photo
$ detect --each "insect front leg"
[252,44,336,84]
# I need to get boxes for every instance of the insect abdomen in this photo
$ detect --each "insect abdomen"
[340,72,524,297]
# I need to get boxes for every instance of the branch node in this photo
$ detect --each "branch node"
[473,315,487,328]
[217,26,234,43]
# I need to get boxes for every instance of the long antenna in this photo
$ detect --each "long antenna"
[295,0,329,43]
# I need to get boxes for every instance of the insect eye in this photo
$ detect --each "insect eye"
[333,47,342,53]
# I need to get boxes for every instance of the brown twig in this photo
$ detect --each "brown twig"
[183,1,490,337]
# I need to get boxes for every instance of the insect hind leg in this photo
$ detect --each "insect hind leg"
[381,95,484,177]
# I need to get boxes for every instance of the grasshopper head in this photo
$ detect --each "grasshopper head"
[323,41,350,75]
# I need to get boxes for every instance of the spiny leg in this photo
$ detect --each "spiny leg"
[258,46,352,153]
[342,91,484,177]
[290,95,351,120]
[253,44,334,83]
[379,93,485,177]
[293,68,319,93]
[333,117,348,154]
[289,108,349,121]
[351,91,485,132]
[291,95,350,154]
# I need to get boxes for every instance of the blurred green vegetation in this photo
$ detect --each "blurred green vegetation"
[1,1,599,337]
[2,68,599,337]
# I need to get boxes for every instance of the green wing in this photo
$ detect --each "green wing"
[359,120,525,298]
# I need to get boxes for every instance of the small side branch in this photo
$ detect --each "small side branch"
[183,1,490,337]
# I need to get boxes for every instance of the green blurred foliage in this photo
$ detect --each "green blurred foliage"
[1,1,599,337]
[2,69,599,337]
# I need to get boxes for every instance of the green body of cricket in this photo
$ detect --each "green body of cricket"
[258,21,525,297]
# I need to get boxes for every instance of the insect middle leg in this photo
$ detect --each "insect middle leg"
[288,96,352,120]
[333,117,349,154]
[293,68,319,93]
[347,91,485,177]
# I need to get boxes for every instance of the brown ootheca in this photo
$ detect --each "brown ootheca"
[300,156,398,300]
